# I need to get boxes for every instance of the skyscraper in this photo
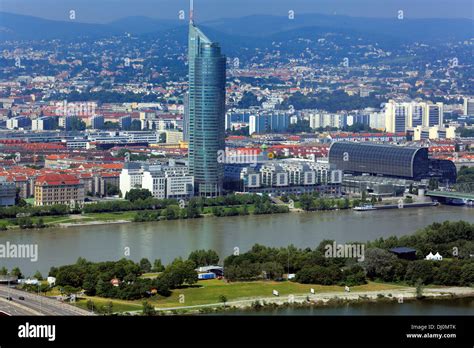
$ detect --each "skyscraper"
[187,10,226,197]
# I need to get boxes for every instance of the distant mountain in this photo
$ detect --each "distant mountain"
[202,14,474,42]
[0,12,119,40]
[108,16,182,35]
[0,12,472,43]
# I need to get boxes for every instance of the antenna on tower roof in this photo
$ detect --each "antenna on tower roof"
[190,0,194,24]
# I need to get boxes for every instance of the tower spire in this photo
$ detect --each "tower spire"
[190,0,194,24]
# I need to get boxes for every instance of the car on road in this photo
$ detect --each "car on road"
[6,296,12,301]
[18,296,25,300]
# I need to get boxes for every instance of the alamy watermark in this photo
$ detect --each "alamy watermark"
[55,100,97,117]
[217,149,258,166]
[0,242,38,262]
[324,242,365,262]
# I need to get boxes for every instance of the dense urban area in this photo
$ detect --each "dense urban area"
[0,8,473,317]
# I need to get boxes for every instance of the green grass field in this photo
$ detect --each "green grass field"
[74,280,405,313]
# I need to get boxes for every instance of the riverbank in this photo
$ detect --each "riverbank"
[151,285,474,315]
[72,279,474,315]
[0,200,443,230]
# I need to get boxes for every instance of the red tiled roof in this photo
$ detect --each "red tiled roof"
[36,174,80,186]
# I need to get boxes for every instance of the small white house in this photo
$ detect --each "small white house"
[47,276,56,286]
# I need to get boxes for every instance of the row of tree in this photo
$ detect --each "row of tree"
[222,221,474,286]
[48,249,220,301]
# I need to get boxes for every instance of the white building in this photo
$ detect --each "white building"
[119,162,143,197]
[369,112,386,130]
[412,125,456,140]
[385,100,443,133]
[309,113,347,129]
[142,170,166,199]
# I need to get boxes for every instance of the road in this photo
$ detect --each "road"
[0,285,93,316]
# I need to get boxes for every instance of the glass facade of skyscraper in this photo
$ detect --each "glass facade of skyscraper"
[188,24,226,196]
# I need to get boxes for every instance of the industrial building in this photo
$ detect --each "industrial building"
[329,142,456,183]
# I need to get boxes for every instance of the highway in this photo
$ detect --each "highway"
[0,285,93,316]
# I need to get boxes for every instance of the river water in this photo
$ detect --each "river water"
[219,297,474,315]
[0,206,473,275]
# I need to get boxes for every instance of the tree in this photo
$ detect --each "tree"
[361,190,367,203]
[139,258,152,273]
[15,188,27,207]
[460,263,474,286]
[68,116,86,131]
[405,261,435,285]
[105,301,114,315]
[83,273,97,296]
[152,259,165,272]
[0,267,8,275]
[106,183,119,196]
[261,261,284,280]
[362,248,399,281]
[415,278,425,299]
[237,92,260,108]
[33,271,43,281]
[35,218,45,228]
[160,259,197,288]
[11,267,22,279]
[219,295,228,307]
[162,205,180,220]
[142,301,156,316]
[125,189,152,202]
[185,199,201,219]
[299,194,314,211]
[188,250,219,268]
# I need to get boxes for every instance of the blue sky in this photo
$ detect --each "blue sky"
[1,0,473,23]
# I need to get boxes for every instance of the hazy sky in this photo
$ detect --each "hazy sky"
[1,0,473,23]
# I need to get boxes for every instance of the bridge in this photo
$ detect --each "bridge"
[425,190,474,203]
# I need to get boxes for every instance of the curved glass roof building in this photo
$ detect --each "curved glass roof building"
[329,142,456,183]
[188,23,226,196]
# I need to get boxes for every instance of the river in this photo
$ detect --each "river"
[1,205,473,275]
[218,297,474,315]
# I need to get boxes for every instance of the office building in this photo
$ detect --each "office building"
[90,115,105,130]
[188,18,226,196]
[31,116,56,131]
[119,115,132,130]
[183,92,190,141]
[385,100,443,132]
[34,174,84,207]
[249,113,290,134]
[6,116,31,130]
[309,113,347,130]
[464,97,474,116]
[165,130,184,144]
[0,177,16,206]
